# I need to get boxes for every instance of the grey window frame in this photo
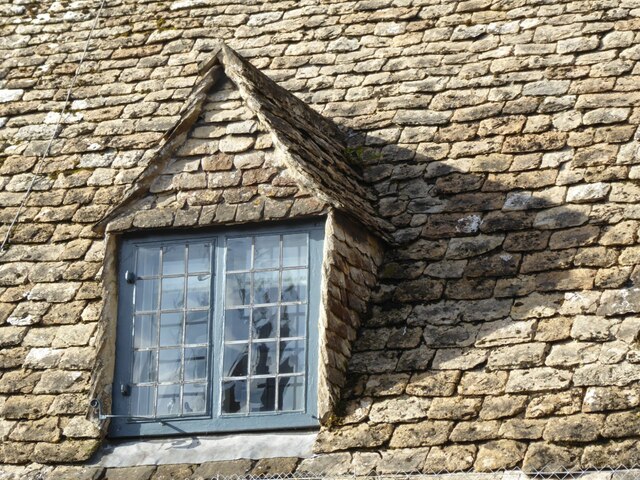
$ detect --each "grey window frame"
[110,219,324,438]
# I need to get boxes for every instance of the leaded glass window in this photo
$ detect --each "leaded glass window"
[111,221,323,437]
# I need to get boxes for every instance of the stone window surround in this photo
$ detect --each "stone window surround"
[91,209,384,453]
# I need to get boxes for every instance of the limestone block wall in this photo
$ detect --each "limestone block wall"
[318,211,384,423]
[1,0,640,476]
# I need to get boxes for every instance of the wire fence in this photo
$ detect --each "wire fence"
[204,467,640,480]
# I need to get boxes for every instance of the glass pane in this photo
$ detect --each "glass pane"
[280,340,305,374]
[184,347,207,381]
[254,271,279,304]
[252,306,277,339]
[250,377,275,412]
[163,245,185,275]
[183,383,207,414]
[137,247,160,277]
[281,305,306,338]
[158,349,181,383]
[130,385,154,417]
[223,343,248,377]
[283,234,307,267]
[222,380,247,414]
[134,314,157,349]
[157,384,181,416]
[160,312,182,347]
[226,237,251,271]
[254,235,280,269]
[225,273,250,307]
[251,341,276,375]
[135,279,159,312]
[132,350,156,384]
[188,243,210,273]
[185,311,208,345]
[161,277,185,310]
[281,269,307,302]
[187,274,210,308]
[224,309,250,341]
[279,376,304,412]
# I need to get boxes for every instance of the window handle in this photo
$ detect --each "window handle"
[120,384,131,396]
[124,270,136,284]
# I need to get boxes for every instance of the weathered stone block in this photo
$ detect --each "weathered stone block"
[389,420,453,448]
[458,371,508,395]
[428,397,482,420]
[431,348,488,370]
[487,343,547,370]
[543,413,604,442]
[574,363,640,387]
[582,440,640,468]
[476,319,536,347]
[506,368,572,393]
[523,443,581,472]
[315,423,393,453]
[474,440,526,471]
[377,447,429,474]
[499,418,546,440]
[423,445,476,473]
[369,395,431,424]
[583,386,640,412]
[405,371,460,397]
[31,439,99,463]
[450,420,500,442]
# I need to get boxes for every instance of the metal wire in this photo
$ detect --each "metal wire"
[201,466,640,480]
[0,0,108,254]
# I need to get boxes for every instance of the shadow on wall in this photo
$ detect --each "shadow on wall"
[321,127,640,472]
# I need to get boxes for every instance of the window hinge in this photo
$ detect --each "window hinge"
[124,270,136,284]
[120,384,131,396]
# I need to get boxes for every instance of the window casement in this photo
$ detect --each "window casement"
[110,220,324,437]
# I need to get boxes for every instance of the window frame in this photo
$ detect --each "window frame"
[110,219,324,438]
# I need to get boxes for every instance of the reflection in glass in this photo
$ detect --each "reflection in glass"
[279,376,304,411]
[157,384,180,416]
[184,383,206,414]
[163,245,185,275]
[158,349,181,382]
[130,385,154,416]
[223,343,248,377]
[134,314,157,349]
[184,347,207,381]
[251,341,276,375]
[185,311,208,345]
[187,274,210,308]
[224,309,250,341]
[254,271,278,304]
[281,269,307,302]
[254,235,280,269]
[133,350,156,383]
[250,377,275,412]
[252,306,277,339]
[280,340,305,374]
[225,273,250,306]
[227,238,251,271]
[188,243,210,273]
[160,312,182,347]
[137,247,160,277]
[282,234,307,267]
[161,277,185,310]
[222,380,247,414]
[280,305,306,338]
[135,279,159,312]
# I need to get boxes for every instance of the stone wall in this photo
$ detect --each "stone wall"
[2,0,640,476]
[318,210,384,422]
